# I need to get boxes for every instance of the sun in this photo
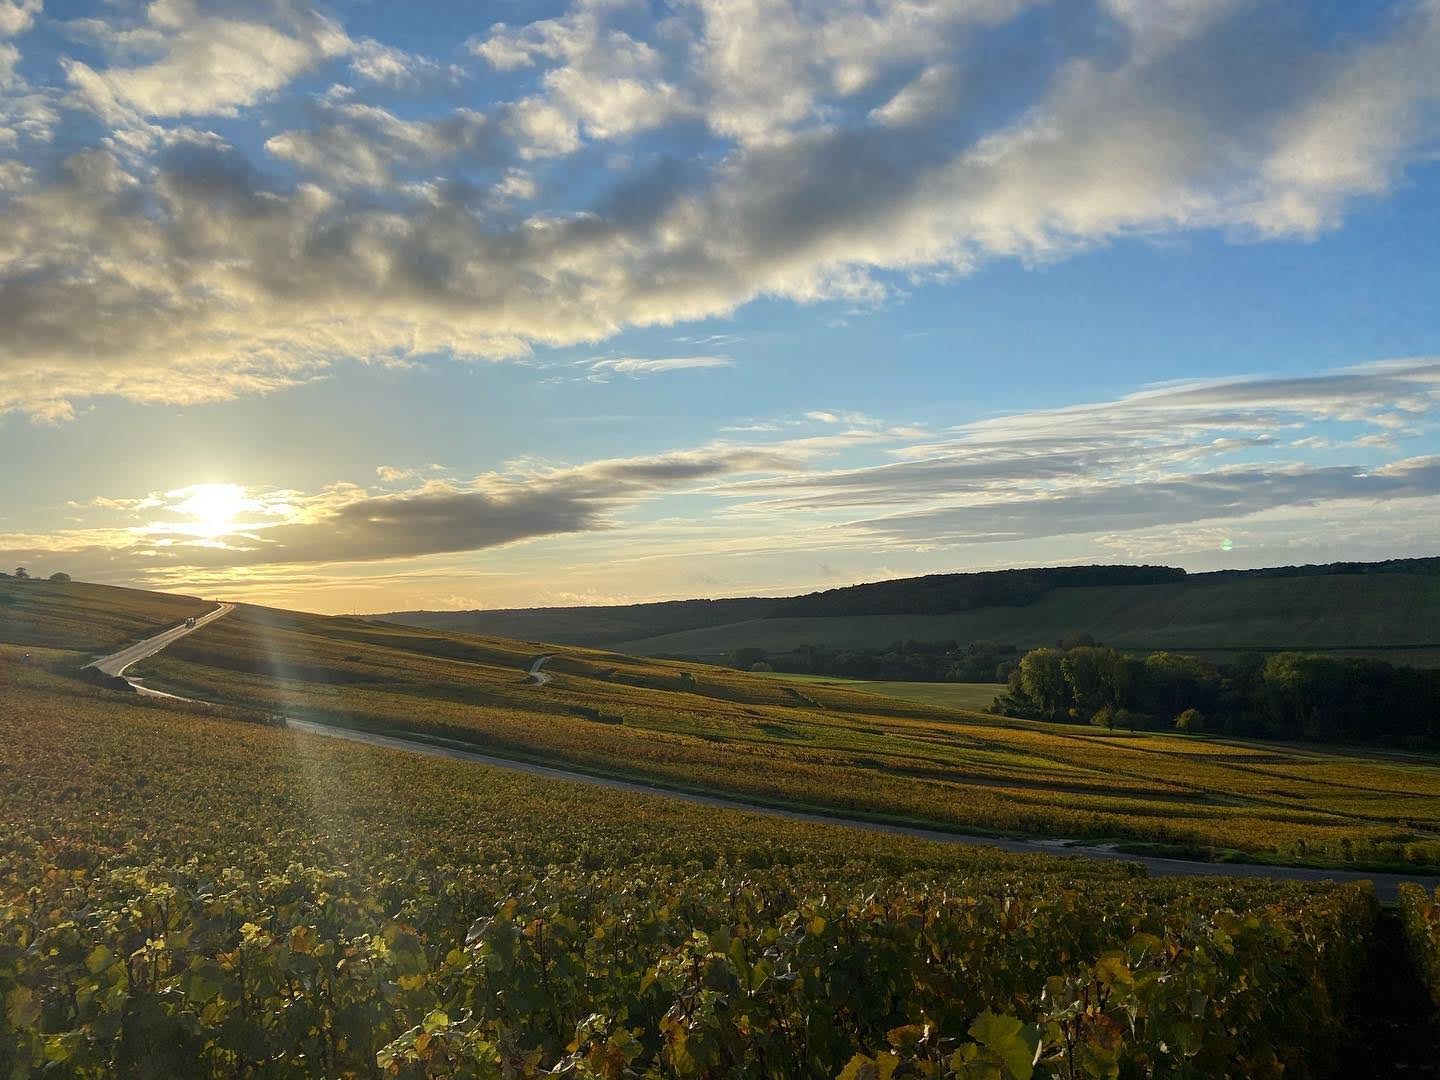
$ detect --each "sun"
[171,483,253,539]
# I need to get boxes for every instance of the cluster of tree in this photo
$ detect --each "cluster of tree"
[732,640,1020,682]
[1198,555,1440,581]
[769,565,1186,618]
[992,642,1440,744]
[1,568,70,582]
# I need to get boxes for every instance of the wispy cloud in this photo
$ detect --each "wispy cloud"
[586,355,734,379]
[10,357,1440,589]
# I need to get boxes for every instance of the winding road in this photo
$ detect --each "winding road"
[526,654,554,686]
[98,612,1440,899]
[87,603,234,696]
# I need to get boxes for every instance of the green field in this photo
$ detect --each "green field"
[608,572,1440,661]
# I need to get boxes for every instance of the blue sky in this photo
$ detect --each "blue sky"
[1,0,1439,612]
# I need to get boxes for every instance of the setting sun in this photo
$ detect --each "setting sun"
[169,484,253,539]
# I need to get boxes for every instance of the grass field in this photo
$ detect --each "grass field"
[97,600,1440,871]
[607,572,1440,662]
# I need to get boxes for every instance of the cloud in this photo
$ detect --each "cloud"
[266,103,496,188]
[870,64,958,127]
[475,9,687,151]
[6,355,1440,597]
[62,0,350,120]
[0,0,40,39]
[687,0,1016,145]
[851,457,1440,548]
[0,5,56,146]
[587,355,734,378]
[3,1,1440,418]
[0,447,800,575]
[347,37,456,90]
[720,359,1440,510]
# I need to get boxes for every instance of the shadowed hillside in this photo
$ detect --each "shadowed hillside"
[376,557,1440,664]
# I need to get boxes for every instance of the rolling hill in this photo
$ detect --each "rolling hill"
[8,573,1440,1076]
[9,573,1440,870]
[375,557,1440,664]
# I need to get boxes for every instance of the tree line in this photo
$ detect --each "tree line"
[992,641,1440,743]
[769,564,1186,618]
[2,568,71,582]
[763,556,1440,620]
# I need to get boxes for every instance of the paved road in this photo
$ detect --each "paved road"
[87,603,234,693]
[284,717,1439,901]
[526,654,553,686]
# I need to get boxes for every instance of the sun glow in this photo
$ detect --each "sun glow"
[170,483,254,539]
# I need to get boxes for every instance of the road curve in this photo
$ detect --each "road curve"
[525,654,554,686]
[87,603,234,694]
[284,717,1438,901]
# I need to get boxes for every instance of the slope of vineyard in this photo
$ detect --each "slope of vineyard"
[118,603,1440,871]
[0,576,212,653]
[0,657,1383,1077]
[379,562,1440,666]
[610,572,1440,663]
[1399,883,1440,1010]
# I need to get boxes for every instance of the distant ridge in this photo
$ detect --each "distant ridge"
[371,556,1440,663]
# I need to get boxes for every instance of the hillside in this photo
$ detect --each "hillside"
[376,557,1440,664]
[8,576,1439,871]
[378,595,774,647]
[0,575,212,652]
[8,575,1440,1072]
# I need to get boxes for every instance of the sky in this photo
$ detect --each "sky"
[1,0,1439,614]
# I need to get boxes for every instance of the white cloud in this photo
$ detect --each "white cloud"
[63,0,350,120]
[348,37,453,89]
[0,0,40,39]
[718,359,1440,517]
[589,355,734,377]
[870,64,958,127]
[504,96,581,158]
[475,9,688,152]
[689,0,1020,144]
[1256,4,1440,233]
[3,1,1440,419]
[266,103,495,188]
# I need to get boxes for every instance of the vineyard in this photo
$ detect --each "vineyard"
[0,578,211,653]
[118,602,1440,871]
[0,657,1397,1077]
[1400,883,1440,1010]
